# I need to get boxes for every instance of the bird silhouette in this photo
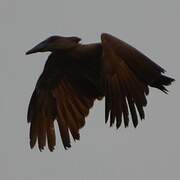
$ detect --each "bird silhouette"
[26,33,174,151]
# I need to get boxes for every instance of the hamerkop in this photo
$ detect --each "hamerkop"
[26,33,174,151]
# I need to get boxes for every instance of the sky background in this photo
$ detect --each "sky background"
[0,0,179,179]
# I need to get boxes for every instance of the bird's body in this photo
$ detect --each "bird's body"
[26,33,174,151]
[39,43,103,97]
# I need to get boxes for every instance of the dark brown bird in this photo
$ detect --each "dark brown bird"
[26,33,174,151]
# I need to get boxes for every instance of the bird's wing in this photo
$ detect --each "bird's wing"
[27,59,96,151]
[101,33,174,128]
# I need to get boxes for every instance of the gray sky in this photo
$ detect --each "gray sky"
[0,0,179,179]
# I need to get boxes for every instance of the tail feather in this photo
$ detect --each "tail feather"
[151,75,175,93]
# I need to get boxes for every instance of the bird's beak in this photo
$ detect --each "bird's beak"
[26,40,48,55]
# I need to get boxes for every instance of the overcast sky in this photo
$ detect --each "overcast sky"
[0,0,179,179]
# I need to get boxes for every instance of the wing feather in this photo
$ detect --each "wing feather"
[58,82,80,140]
[101,33,174,91]
[28,75,95,151]
[101,33,154,128]
[47,119,56,151]
[53,87,71,149]
[29,117,38,149]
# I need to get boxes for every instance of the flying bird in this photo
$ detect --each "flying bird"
[26,33,174,151]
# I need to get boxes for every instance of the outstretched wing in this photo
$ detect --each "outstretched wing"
[101,33,174,128]
[27,54,97,151]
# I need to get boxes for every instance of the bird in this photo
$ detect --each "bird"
[26,33,174,151]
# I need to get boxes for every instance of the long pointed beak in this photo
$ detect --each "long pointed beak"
[26,41,47,55]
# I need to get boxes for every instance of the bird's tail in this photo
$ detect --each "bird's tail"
[150,74,175,93]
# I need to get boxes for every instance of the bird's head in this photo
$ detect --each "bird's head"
[26,36,81,55]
